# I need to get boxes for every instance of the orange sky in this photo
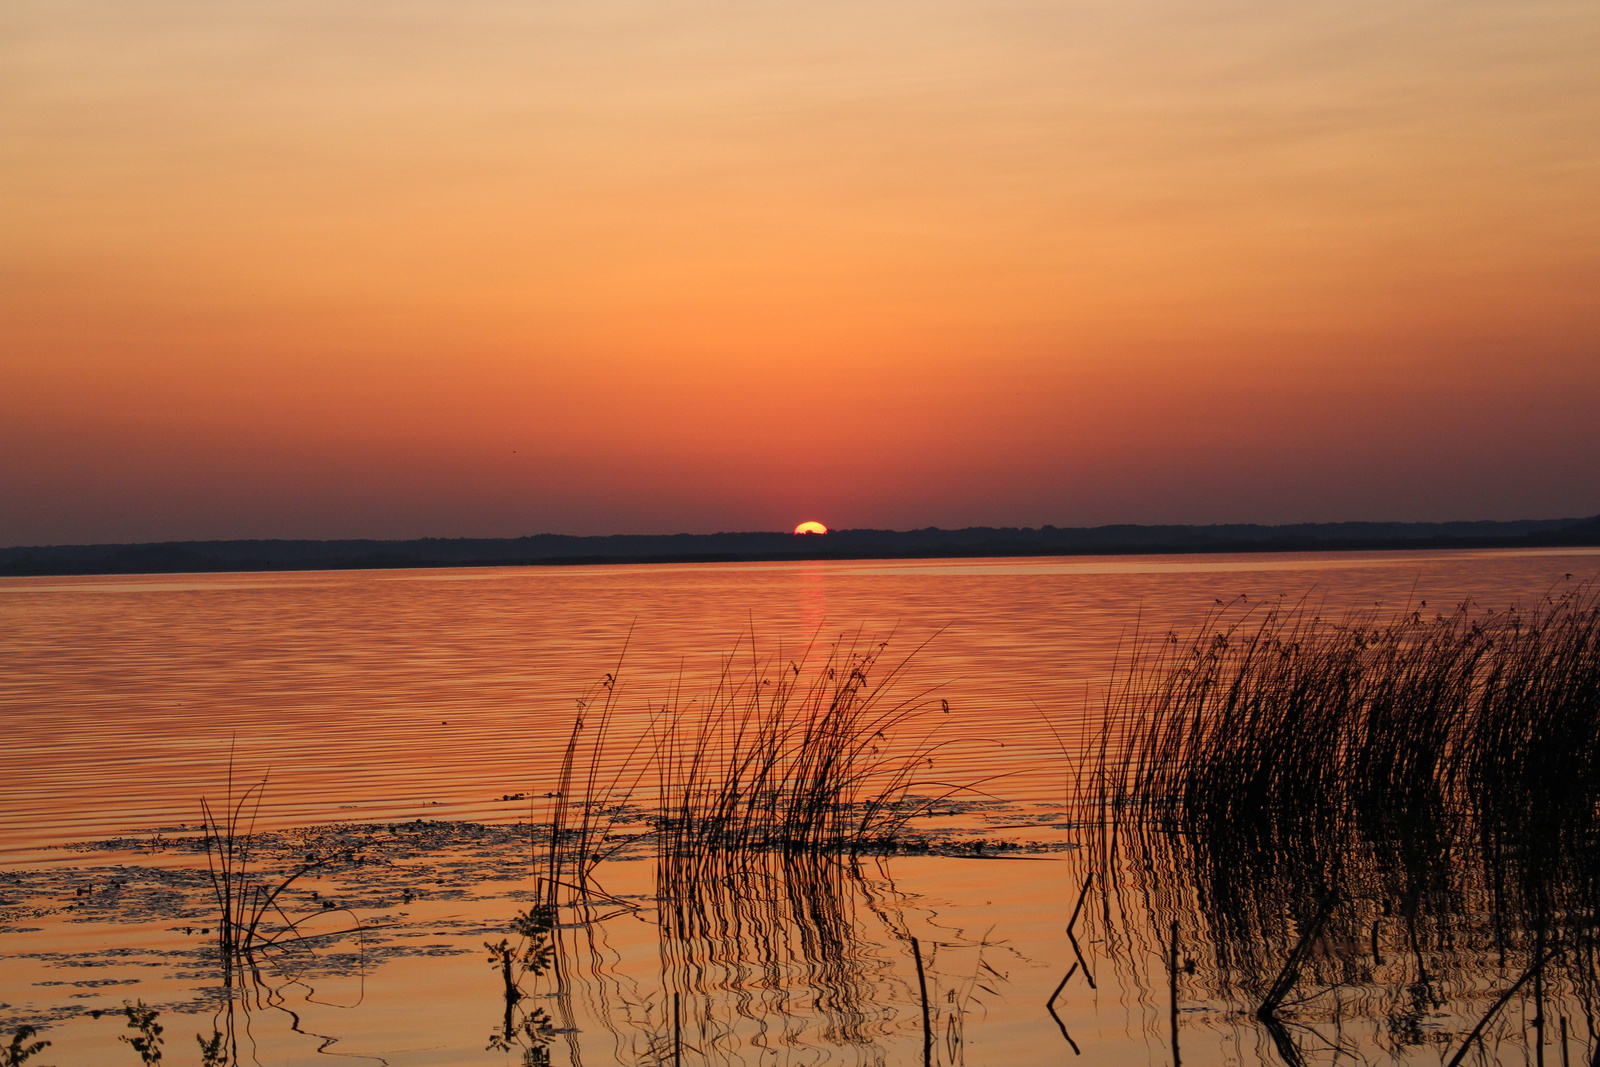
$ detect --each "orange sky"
[3,1,1598,545]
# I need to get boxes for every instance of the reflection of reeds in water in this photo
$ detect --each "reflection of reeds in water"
[1086,582,1600,1064]
[533,632,957,1065]
[654,852,898,1063]
[533,854,909,1067]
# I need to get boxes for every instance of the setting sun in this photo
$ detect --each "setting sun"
[793,521,829,535]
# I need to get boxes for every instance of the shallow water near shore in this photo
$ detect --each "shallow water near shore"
[4,547,1599,1066]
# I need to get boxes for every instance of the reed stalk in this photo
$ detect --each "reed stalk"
[1087,581,1600,1063]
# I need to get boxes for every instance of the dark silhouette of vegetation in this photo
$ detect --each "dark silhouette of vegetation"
[2,1026,49,1067]
[525,631,984,1065]
[485,905,558,1063]
[118,1003,162,1066]
[1084,581,1600,1065]
[537,630,979,913]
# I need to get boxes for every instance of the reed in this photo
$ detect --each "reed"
[651,631,951,873]
[1090,581,1600,1061]
[198,778,353,972]
[194,771,368,1067]
[539,659,638,910]
[523,630,967,1065]
[1459,586,1600,895]
[1107,585,1600,889]
[536,630,962,910]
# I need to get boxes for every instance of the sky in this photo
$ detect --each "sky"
[3,0,1598,546]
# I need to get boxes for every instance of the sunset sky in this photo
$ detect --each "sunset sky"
[3,1,1598,546]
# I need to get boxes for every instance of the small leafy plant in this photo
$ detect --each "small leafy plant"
[486,905,558,1061]
[3,1026,50,1067]
[485,904,557,1002]
[119,1002,163,1066]
[195,1031,225,1067]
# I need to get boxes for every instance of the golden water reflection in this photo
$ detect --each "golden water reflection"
[4,548,1600,1065]
[4,548,1595,855]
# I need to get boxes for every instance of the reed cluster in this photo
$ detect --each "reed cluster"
[1091,581,1600,1061]
[189,775,368,1067]
[539,632,955,908]
[199,783,300,970]
[652,635,946,867]
[529,634,950,1063]
[1107,584,1600,895]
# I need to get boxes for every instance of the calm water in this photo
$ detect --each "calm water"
[3,548,1595,854]
[3,547,1598,1066]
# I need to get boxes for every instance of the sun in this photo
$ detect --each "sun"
[793,521,829,535]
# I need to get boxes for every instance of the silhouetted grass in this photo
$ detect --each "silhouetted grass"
[1088,581,1600,1063]
[537,631,965,907]
[1105,583,1600,906]
[651,632,953,869]
[193,770,369,1067]
[526,632,961,1063]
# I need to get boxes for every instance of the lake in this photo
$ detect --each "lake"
[3,546,1597,1066]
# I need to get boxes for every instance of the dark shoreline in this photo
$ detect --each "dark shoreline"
[4,515,1598,577]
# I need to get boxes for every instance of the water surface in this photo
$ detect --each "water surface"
[3,547,1597,1066]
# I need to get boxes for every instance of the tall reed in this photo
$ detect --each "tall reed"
[651,632,950,872]
[528,632,955,1063]
[1088,582,1600,1061]
[536,630,960,906]
[1106,584,1600,901]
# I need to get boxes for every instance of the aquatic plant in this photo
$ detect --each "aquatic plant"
[485,906,558,1062]
[1106,584,1600,914]
[118,1002,162,1066]
[648,631,952,895]
[539,651,655,911]
[194,1031,224,1067]
[2,1026,49,1067]
[200,778,326,967]
[526,630,972,1064]
[486,904,556,998]
[194,771,369,1067]
[485,903,558,1052]
[1088,581,1600,1064]
[536,629,971,911]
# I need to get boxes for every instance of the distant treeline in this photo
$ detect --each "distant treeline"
[2,516,1598,577]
